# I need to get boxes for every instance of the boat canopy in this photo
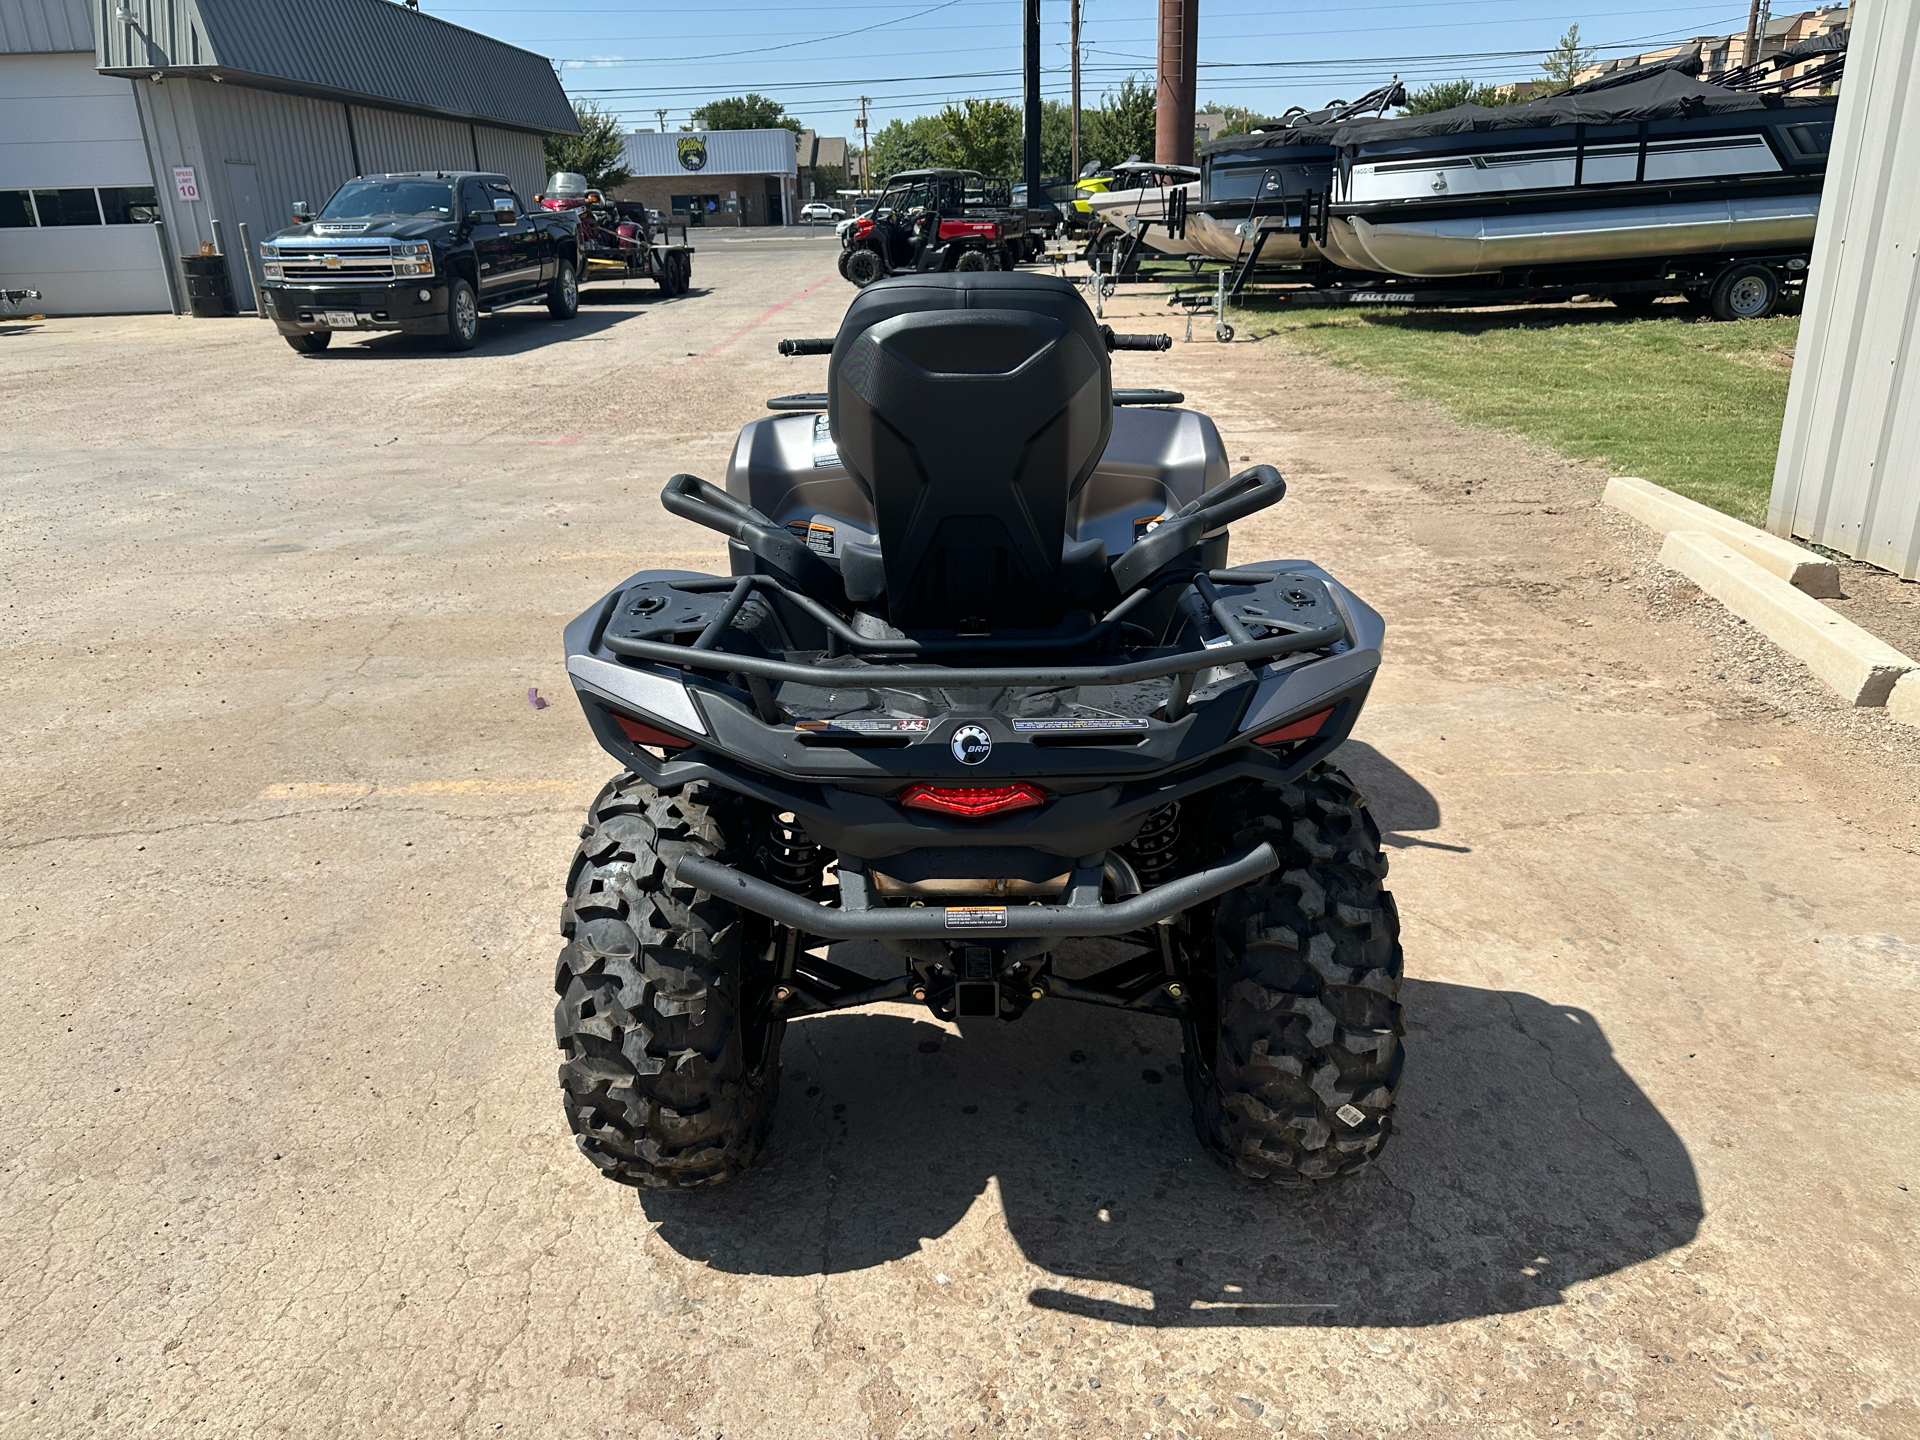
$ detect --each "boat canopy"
[1332,70,1833,147]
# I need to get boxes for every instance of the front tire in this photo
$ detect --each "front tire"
[285,331,330,354]
[554,776,784,1188]
[444,278,480,351]
[844,246,886,287]
[955,249,993,272]
[547,259,579,319]
[1183,765,1405,1183]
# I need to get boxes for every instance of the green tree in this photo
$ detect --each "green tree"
[937,97,1022,177]
[691,93,803,133]
[868,114,950,183]
[541,100,631,190]
[1400,78,1521,114]
[1080,76,1156,171]
[1540,24,1595,88]
[1038,99,1076,177]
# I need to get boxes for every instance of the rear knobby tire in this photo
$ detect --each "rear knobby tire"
[1184,764,1405,1182]
[554,775,784,1188]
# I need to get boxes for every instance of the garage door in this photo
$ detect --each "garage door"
[0,53,172,314]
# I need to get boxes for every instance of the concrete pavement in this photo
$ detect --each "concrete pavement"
[1,239,1915,1438]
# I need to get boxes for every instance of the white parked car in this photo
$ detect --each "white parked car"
[799,202,847,223]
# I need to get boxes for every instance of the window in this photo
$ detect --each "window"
[99,185,159,223]
[1779,122,1833,162]
[0,190,33,228]
[459,178,492,220]
[31,188,102,225]
[321,179,454,220]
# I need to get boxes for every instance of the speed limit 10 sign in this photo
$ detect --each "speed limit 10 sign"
[172,167,199,202]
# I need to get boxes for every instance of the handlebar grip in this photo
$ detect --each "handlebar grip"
[1102,329,1173,352]
[777,337,834,356]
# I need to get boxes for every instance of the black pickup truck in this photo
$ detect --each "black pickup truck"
[258,171,581,354]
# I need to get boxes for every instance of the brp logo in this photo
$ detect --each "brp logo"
[950,724,992,766]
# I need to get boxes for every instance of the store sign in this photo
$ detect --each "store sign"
[676,136,708,172]
[172,166,199,202]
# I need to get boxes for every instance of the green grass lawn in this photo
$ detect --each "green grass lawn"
[1235,302,1799,524]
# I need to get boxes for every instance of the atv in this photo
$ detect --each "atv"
[838,168,1029,286]
[554,271,1403,1189]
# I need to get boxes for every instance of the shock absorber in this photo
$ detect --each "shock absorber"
[1123,801,1183,887]
[759,810,823,896]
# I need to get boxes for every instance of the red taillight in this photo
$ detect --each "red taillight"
[1251,707,1333,746]
[898,782,1048,819]
[613,713,692,749]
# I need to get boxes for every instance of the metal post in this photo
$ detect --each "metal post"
[1022,0,1041,205]
[1070,0,1083,185]
[236,220,270,319]
[151,218,185,316]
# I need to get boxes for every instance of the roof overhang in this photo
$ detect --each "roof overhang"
[98,64,575,135]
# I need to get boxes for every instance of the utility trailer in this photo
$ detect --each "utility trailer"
[538,173,695,297]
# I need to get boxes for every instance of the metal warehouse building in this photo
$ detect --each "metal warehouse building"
[613,129,798,228]
[1,0,575,315]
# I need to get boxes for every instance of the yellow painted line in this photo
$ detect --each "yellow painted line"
[260,780,582,800]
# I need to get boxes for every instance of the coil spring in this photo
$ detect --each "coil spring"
[1125,801,1183,887]
[761,810,823,895]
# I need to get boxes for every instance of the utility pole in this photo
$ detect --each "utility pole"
[655,107,668,133]
[857,95,871,193]
[1154,0,1196,165]
[1022,0,1041,203]
[1070,0,1082,181]
[1743,0,1771,66]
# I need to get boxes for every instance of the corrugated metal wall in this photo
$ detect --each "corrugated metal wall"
[138,77,358,302]
[0,0,91,52]
[1769,0,1920,580]
[474,125,546,202]
[349,104,474,176]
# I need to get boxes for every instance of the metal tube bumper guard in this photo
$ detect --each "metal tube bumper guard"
[672,839,1280,940]
[265,281,451,336]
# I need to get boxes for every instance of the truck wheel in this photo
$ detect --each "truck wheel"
[285,332,330,354]
[844,247,886,287]
[1182,764,1405,1183]
[444,278,479,351]
[955,249,993,272]
[554,775,784,1189]
[547,259,579,319]
[1709,263,1781,321]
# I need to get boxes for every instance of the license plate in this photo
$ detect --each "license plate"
[322,310,357,328]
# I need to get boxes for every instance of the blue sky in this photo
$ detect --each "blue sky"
[424,0,1774,142]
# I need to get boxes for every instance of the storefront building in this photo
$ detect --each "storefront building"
[614,130,797,228]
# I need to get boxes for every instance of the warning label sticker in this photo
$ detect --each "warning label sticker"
[944,906,1009,930]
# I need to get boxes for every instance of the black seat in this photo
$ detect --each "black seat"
[828,272,1112,629]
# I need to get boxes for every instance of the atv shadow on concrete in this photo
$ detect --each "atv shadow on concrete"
[638,981,1700,1328]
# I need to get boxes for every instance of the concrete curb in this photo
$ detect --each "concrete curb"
[1606,476,1843,597]
[1889,672,1920,728]
[1658,531,1915,707]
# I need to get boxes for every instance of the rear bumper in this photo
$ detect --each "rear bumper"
[674,839,1279,940]
[265,281,450,336]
